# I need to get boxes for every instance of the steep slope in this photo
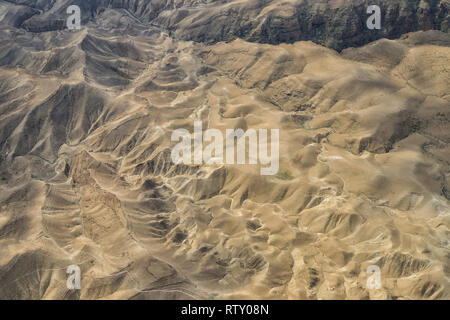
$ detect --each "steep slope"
[3,0,450,50]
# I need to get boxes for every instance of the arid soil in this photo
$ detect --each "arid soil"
[0,0,449,299]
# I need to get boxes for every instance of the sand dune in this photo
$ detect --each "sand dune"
[0,1,449,300]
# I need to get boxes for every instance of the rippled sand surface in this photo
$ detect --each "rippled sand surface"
[0,1,449,300]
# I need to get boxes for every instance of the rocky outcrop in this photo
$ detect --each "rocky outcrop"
[4,0,449,50]
[153,0,450,50]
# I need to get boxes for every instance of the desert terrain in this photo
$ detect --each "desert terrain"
[0,0,449,299]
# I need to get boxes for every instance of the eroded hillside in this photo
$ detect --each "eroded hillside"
[0,0,449,299]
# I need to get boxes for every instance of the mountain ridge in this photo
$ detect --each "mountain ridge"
[3,0,450,50]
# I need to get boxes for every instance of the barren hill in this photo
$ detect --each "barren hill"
[0,0,449,299]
